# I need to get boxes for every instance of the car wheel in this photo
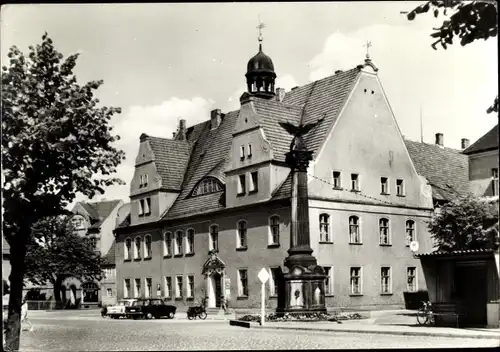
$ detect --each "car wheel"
[168,311,175,319]
[146,312,153,320]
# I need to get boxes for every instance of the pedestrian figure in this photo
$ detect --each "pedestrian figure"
[21,300,33,332]
[101,305,108,318]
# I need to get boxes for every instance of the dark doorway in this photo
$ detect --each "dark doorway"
[213,273,222,308]
[82,282,99,303]
[455,263,487,326]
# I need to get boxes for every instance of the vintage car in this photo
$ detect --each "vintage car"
[124,298,177,319]
[106,299,138,319]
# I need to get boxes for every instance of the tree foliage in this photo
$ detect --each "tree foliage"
[1,32,124,350]
[24,216,105,302]
[428,196,499,251]
[406,0,498,113]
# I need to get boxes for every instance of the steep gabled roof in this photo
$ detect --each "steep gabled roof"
[78,200,122,229]
[147,136,191,190]
[404,139,469,201]
[463,124,498,155]
[102,240,116,267]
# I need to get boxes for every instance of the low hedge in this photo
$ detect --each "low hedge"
[239,311,364,322]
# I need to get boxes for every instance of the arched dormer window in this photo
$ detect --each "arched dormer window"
[192,177,223,197]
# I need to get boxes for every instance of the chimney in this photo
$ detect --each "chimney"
[435,133,444,147]
[335,70,343,74]
[177,119,186,140]
[276,88,286,102]
[461,138,470,149]
[211,109,221,130]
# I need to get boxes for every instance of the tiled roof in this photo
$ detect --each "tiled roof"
[271,172,292,200]
[416,248,495,257]
[404,139,469,201]
[462,124,498,155]
[117,213,131,229]
[147,136,191,190]
[102,240,116,266]
[79,200,122,229]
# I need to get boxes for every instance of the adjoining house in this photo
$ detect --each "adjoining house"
[113,35,475,312]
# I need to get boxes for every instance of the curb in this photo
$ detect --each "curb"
[245,324,500,340]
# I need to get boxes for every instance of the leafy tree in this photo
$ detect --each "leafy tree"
[406,0,498,113]
[1,33,124,350]
[24,216,105,303]
[428,196,499,251]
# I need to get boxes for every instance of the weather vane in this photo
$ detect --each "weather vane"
[364,41,372,59]
[257,15,266,42]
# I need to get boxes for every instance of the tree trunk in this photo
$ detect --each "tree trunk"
[53,276,64,304]
[5,235,28,351]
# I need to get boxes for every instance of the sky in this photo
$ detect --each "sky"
[1,2,498,207]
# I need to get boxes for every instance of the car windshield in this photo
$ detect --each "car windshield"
[132,301,144,306]
[117,301,131,306]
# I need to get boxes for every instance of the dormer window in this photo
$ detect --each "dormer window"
[192,177,223,197]
[139,174,149,188]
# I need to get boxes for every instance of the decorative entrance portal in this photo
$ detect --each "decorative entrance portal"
[202,250,226,309]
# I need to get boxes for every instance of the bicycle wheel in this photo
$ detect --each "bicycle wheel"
[198,311,207,320]
[416,307,428,325]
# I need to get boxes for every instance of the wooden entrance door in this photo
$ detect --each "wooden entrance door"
[214,273,222,308]
[455,263,487,326]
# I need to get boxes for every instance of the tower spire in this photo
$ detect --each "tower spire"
[257,15,265,51]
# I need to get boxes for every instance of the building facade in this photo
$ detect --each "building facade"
[114,39,470,311]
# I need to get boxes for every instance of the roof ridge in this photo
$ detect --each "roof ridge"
[404,138,463,153]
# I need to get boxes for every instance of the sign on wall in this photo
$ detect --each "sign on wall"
[224,278,231,299]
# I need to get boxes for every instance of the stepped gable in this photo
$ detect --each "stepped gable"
[463,124,498,155]
[404,139,469,201]
[147,136,191,191]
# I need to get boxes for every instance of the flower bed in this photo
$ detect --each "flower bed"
[238,311,364,322]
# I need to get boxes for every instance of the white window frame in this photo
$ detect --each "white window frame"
[323,266,334,296]
[124,237,132,260]
[396,179,405,196]
[237,268,248,297]
[138,199,144,216]
[145,277,152,298]
[236,220,247,248]
[319,213,330,242]
[175,275,183,298]
[186,275,194,298]
[381,177,389,194]
[268,267,279,297]
[144,234,152,258]
[247,143,252,157]
[240,145,245,159]
[124,279,130,298]
[209,225,219,251]
[186,229,195,254]
[237,174,246,194]
[380,267,392,294]
[249,171,258,192]
[174,230,183,255]
[144,197,151,216]
[350,267,362,295]
[163,232,172,256]
[407,267,418,292]
[351,173,360,191]
[268,215,280,245]
[405,220,416,246]
[134,236,141,259]
[144,174,149,187]
[164,276,172,299]
[379,218,390,245]
[332,171,341,189]
[349,215,361,244]
[134,278,141,298]
[106,288,113,297]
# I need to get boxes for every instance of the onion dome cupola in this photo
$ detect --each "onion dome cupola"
[245,21,276,99]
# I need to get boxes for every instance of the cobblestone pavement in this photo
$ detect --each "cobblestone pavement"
[17,312,499,351]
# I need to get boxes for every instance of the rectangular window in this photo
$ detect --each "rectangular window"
[351,174,359,191]
[144,174,149,187]
[139,175,144,188]
[134,278,141,298]
[125,239,131,260]
[174,231,183,255]
[139,199,144,216]
[163,233,172,256]
[396,179,405,196]
[144,236,152,258]
[186,229,195,254]
[269,267,279,296]
[319,214,330,242]
[333,171,341,188]
[237,221,247,248]
[492,168,499,196]
[381,267,391,294]
[381,177,389,194]
[175,276,183,298]
[249,171,258,192]
[324,266,334,295]
[237,174,246,194]
[106,288,113,297]
[210,226,219,251]
[124,279,130,298]
[238,269,248,297]
[350,267,362,295]
[134,237,141,259]
[240,145,245,160]
[407,267,417,292]
[269,216,280,245]
[406,220,416,246]
[247,143,252,157]
[187,275,194,298]
[89,237,97,250]
[165,277,172,299]
[379,218,390,245]
[145,278,152,298]
[144,198,151,216]
[349,216,361,244]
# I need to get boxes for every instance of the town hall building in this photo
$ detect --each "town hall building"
[113,34,469,311]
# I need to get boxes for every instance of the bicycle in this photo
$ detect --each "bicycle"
[416,300,435,326]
